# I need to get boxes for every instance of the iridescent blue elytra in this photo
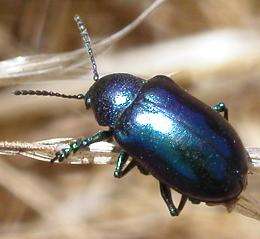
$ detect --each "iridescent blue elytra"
[87,73,248,211]
[15,16,249,217]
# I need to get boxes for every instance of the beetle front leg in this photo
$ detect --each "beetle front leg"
[212,102,228,120]
[114,150,137,178]
[51,130,113,163]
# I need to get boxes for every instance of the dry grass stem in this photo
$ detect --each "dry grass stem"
[0,139,259,221]
[0,139,259,169]
[0,139,119,164]
[0,0,166,86]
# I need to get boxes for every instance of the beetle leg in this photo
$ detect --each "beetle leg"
[159,182,179,216]
[178,195,188,213]
[114,151,137,178]
[137,163,150,175]
[212,102,228,120]
[114,150,129,177]
[189,197,201,204]
[51,130,113,163]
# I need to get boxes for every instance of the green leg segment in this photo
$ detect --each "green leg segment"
[159,182,188,217]
[212,102,228,120]
[114,150,137,178]
[51,130,113,163]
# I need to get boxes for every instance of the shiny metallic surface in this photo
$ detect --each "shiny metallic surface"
[87,73,145,126]
[113,75,249,203]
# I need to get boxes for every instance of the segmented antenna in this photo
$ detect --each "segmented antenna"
[14,90,84,100]
[74,15,99,81]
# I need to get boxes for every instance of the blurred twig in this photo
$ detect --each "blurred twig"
[0,0,166,86]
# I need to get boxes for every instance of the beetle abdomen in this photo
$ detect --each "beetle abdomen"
[114,75,248,203]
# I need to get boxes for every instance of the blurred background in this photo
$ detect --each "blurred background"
[0,0,259,238]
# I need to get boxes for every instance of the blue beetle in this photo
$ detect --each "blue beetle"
[15,16,249,216]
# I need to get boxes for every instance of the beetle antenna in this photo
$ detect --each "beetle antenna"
[74,15,99,81]
[14,90,84,100]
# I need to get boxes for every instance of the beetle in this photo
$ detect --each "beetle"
[15,15,249,216]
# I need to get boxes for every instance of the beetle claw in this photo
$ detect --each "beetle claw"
[50,158,57,163]
[169,207,179,217]
[114,170,122,178]
[51,150,67,163]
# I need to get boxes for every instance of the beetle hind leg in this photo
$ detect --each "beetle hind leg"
[178,194,188,212]
[114,150,137,178]
[159,182,187,217]
[212,102,228,120]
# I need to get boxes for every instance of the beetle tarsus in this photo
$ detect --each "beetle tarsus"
[114,160,137,178]
[114,152,137,178]
[159,182,179,216]
[114,150,128,177]
[212,102,229,120]
[52,148,71,163]
[159,182,187,217]
[169,207,179,217]
[51,130,113,163]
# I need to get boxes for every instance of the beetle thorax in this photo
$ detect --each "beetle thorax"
[86,73,146,127]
